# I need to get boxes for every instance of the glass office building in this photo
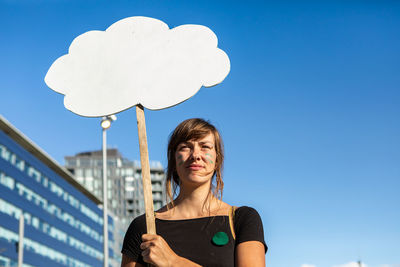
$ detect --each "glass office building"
[0,115,116,267]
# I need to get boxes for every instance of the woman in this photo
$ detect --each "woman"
[121,118,267,267]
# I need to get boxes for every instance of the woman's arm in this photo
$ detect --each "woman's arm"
[235,241,266,267]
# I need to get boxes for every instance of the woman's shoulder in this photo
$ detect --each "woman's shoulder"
[126,213,147,234]
[234,206,261,216]
[154,204,174,219]
[132,213,147,224]
[233,206,264,229]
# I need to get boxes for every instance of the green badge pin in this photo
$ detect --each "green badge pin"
[212,231,229,246]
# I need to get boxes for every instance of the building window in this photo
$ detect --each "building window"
[0,172,15,190]
[0,226,92,267]
[0,144,11,161]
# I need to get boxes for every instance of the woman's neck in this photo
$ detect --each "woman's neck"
[175,184,216,216]
[158,183,228,219]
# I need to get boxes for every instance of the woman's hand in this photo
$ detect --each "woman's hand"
[140,234,180,267]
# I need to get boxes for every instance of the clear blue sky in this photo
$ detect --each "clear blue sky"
[1,1,399,267]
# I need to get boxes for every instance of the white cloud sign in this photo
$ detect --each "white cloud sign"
[45,16,230,117]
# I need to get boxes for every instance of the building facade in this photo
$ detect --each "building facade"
[0,115,119,267]
[124,159,165,219]
[64,149,166,226]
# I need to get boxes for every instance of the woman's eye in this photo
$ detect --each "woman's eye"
[202,145,211,150]
[178,145,189,151]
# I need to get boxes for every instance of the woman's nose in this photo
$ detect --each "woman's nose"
[191,147,202,160]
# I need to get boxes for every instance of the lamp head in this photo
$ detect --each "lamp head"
[101,115,116,129]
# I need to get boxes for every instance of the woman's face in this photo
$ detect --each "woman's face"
[175,132,217,187]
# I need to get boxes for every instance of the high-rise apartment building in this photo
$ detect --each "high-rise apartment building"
[0,115,122,267]
[64,149,166,224]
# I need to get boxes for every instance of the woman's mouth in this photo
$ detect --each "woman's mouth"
[188,164,203,170]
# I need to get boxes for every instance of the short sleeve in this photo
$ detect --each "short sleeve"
[234,206,268,253]
[121,214,146,263]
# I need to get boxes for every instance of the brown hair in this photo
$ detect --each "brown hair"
[166,118,224,208]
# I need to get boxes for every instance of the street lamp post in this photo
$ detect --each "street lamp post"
[17,213,24,267]
[100,115,116,267]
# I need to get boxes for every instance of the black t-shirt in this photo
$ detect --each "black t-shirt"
[121,206,267,267]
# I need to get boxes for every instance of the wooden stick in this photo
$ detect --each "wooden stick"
[136,105,156,235]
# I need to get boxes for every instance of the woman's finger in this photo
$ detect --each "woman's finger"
[142,248,156,265]
[141,234,158,241]
[141,248,150,257]
[140,240,155,250]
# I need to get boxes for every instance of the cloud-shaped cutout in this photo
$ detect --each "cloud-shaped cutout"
[45,16,230,117]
